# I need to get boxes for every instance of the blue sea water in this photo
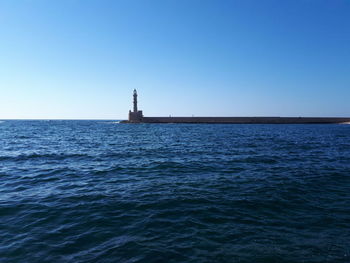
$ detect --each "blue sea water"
[0,120,349,263]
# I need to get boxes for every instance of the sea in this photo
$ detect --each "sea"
[0,120,349,263]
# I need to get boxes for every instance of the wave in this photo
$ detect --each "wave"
[102,121,121,124]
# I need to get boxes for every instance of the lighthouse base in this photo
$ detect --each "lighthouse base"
[128,110,143,123]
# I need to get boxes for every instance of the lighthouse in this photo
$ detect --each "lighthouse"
[133,89,138,113]
[128,89,143,122]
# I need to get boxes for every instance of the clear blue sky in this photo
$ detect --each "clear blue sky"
[0,0,349,119]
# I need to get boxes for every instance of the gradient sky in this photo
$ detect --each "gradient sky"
[0,0,349,119]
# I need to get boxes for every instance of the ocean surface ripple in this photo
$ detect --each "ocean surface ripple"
[1,121,350,263]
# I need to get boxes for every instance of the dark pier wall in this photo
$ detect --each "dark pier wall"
[140,117,350,124]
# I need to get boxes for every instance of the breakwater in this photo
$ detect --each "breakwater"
[123,116,350,124]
